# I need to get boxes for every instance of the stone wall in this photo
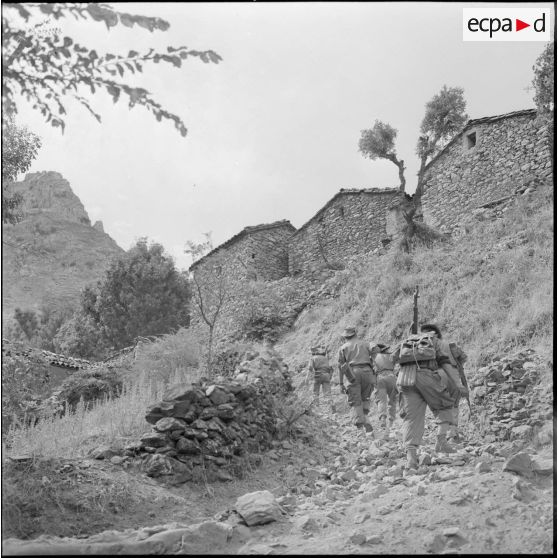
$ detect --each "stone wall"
[190,220,295,284]
[134,346,293,483]
[288,189,402,275]
[421,110,552,234]
[189,221,303,346]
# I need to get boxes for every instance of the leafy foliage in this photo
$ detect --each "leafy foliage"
[416,85,468,191]
[2,3,222,135]
[237,280,301,343]
[81,238,191,350]
[2,115,42,223]
[55,366,123,412]
[5,303,76,351]
[53,310,109,359]
[531,42,554,149]
[358,120,406,192]
[1,354,52,430]
[13,307,39,340]
[532,42,555,117]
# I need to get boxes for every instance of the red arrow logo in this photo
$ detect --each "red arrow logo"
[516,19,530,31]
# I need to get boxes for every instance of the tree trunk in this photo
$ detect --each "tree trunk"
[206,325,214,373]
[416,154,428,198]
[387,153,406,193]
[396,159,406,193]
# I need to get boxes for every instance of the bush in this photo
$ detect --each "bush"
[1,354,53,430]
[55,367,123,412]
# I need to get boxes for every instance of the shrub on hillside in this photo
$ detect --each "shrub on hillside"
[56,239,192,357]
[236,280,303,343]
[1,355,52,430]
[54,311,110,360]
[55,367,123,412]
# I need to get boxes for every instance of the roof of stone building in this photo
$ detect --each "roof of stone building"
[291,187,401,238]
[189,219,296,270]
[2,338,137,370]
[2,338,93,370]
[423,108,537,173]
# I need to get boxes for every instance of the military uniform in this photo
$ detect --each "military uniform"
[308,349,333,407]
[371,344,397,429]
[393,333,463,468]
[437,338,468,441]
[338,327,376,431]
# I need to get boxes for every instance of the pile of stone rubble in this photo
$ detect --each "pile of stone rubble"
[468,348,553,444]
[124,346,295,483]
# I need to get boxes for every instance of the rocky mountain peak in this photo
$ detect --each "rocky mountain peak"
[9,171,91,225]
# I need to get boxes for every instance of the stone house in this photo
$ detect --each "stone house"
[287,188,404,275]
[189,220,295,282]
[420,109,552,233]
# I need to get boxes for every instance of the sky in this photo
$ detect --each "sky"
[8,2,554,270]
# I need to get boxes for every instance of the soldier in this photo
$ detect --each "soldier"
[420,324,468,444]
[338,326,376,433]
[308,345,335,412]
[393,326,468,470]
[371,343,397,434]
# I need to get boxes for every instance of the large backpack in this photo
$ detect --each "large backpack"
[398,333,436,365]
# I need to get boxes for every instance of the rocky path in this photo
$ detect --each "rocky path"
[3,394,553,555]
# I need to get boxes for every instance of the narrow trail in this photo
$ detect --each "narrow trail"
[3,390,553,555]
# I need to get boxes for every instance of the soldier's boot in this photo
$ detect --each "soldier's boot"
[405,447,419,470]
[435,434,457,453]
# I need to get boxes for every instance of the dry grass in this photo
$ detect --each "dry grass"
[3,366,199,459]
[277,182,554,374]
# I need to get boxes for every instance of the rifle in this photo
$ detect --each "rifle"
[449,342,471,411]
[411,285,419,334]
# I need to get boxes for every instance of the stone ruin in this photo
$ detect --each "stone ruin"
[128,346,295,484]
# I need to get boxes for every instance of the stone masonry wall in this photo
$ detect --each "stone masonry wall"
[191,221,294,284]
[288,189,402,275]
[134,346,293,483]
[189,221,297,346]
[421,111,552,234]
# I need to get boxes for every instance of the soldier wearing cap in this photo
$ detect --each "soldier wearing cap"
[338,326,376,432]
[371,342,398,434]
[307,345,335,411]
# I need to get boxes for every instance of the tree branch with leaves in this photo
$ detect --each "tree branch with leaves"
[2,114,42,223]
[2,3,222,135]
[415,85,468,195]
[358,120,406,193]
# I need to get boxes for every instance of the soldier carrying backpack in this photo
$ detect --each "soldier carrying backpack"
[307,345,335,412]
[338,326,376,433]
[393,325,468,471]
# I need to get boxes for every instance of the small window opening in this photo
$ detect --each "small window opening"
[338,206,345,218]
[465,131,477,150]
[251,253,256,259]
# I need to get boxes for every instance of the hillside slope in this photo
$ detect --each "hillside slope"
[2,172,124,317]
[276,178,553,375]
[2,179,553,555]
